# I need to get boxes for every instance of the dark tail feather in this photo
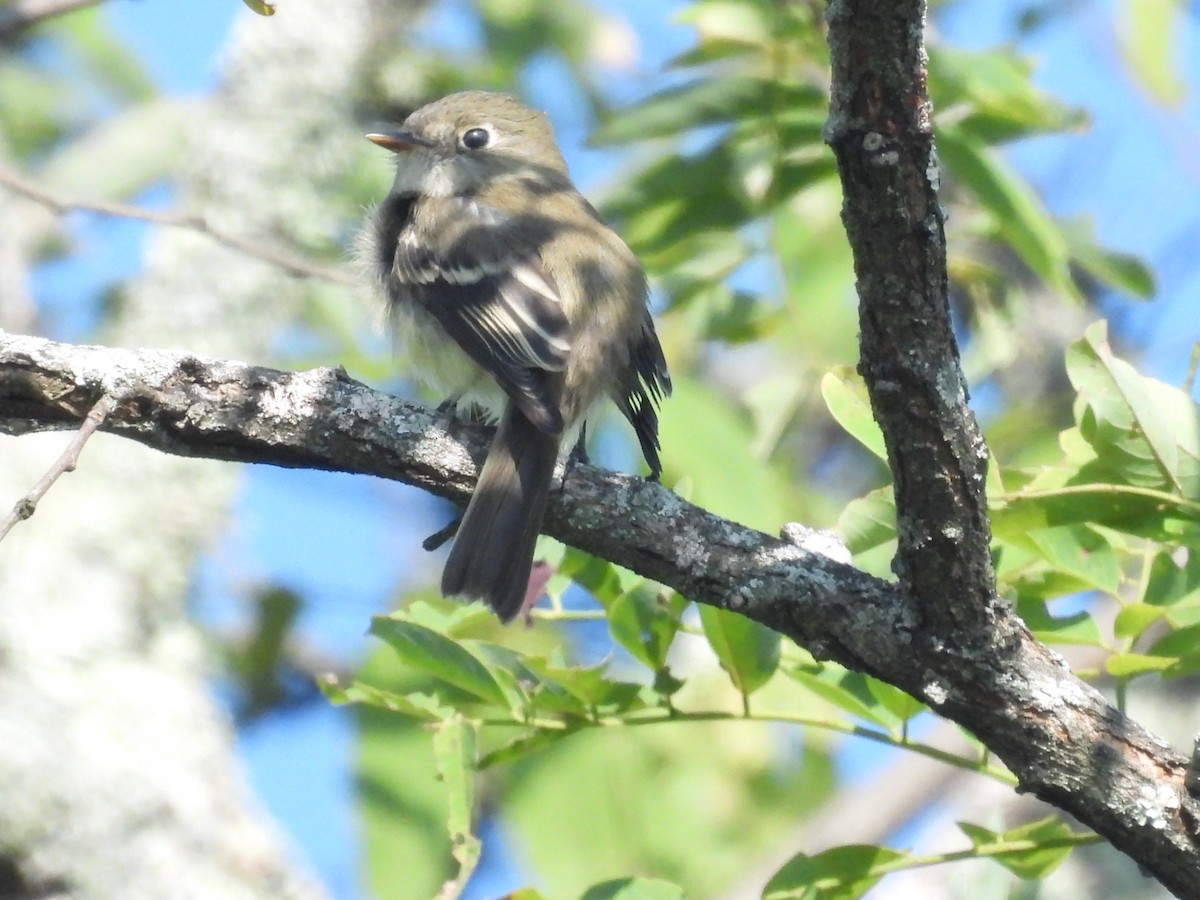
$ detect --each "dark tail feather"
[614,311,672,479]
[441,402,561,621]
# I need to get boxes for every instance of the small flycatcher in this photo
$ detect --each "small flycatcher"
[362,90,670,621]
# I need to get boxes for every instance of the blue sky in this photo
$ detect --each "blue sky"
[57,0,1200,897]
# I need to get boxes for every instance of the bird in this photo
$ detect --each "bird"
[360,90,670,621]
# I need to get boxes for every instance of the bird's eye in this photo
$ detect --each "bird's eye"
[461,128,490,150]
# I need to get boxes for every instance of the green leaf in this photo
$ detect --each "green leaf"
[995,485,1170,540]
[434,717,482,887]
[676,0,774,49]
[581,878,686,900]
[369,618,508,707]
[785,666,894,728]
[958,816,1076,879]
[1067,321,1200,495]
[478,728,579,769]
[836,487,896,557]
[558,548,624,602]
[1015,600,1102,646]
[745,372,808,460]
[1114,603,1166,641]
[592,77,822,145]
[1062,219,1155,299]
[321,679,455,722]
[242,0,277,15]
[1147,624,1200,665]
[764,845,907,899]
[603,142,752,257]
[1105,652,1176,678]
[402,598,497,636]
[1144,550,1200,614]
[821,368,887,461]
[938,126,1076,299]
[1022,525,1120,594]
[608,586,686,671]
[863,677,927,725]
[698,606,780,695]
[1117,0,1185,105]
[352,647,464,897]
[930,47,1086,143]
[520,657,646,712]
[57,8,156,102]
[502,719,835,896]
[656,374,799,531]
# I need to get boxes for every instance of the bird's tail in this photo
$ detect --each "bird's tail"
[441,402,561,621]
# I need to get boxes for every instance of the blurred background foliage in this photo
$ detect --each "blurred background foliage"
[2,0,1198,897]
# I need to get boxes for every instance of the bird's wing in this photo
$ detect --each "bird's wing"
[391,204,570,435]
[612,308,672,479]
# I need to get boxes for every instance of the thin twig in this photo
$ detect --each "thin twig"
[0,165,356,286]
[0,394,116,542]
[0,0,105,38]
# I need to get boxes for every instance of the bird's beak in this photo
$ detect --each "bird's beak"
[366,130,433,153]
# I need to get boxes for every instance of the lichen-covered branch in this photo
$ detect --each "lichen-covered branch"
[2,329,1199,894]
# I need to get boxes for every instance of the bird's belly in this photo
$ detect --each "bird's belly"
[391,301,508,417]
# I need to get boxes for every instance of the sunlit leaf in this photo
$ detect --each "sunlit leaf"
[1062,218,1155,299]
[785,666,894,728]
[608,586,686,671]
[369,617,509,708]
[581,878,686,900]
[822,368,887,461]
[676,0,773,49]
[1066,321,1200,496]
[938,126,1077,299]
[930,47,1086,142]
[1015,599,1102,646]
[657,375,799,530]
[958,816,1076,879]
[1114,603,1165,641]
[863,677,926,724]
[1022,525,1120,594]
[592,77,821,145]
[1116,0,1185,105]
[478,728,579,769]
[520,657,646,712]
[764,845,907,899]
[698,605,780,695]
[837,487,896,557]
[1105,652,1176,677]
[1144,550,1200,613]
[320,678,455,722]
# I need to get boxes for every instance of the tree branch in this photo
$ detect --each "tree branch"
[0,166,354,286]
[823,1,1200,896]
[1,329,1198,893]
[0,391,113,541]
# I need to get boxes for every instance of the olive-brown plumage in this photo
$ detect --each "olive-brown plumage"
[362,91,670,621]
